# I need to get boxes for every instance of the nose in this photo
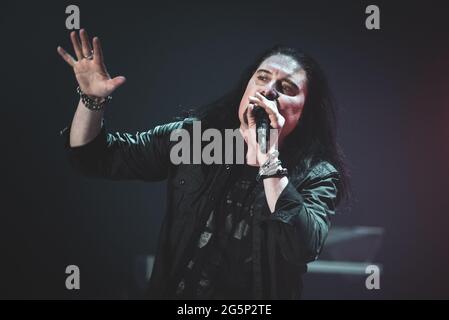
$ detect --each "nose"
[260,83,279,101]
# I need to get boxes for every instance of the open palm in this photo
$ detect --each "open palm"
[57,29,126,98]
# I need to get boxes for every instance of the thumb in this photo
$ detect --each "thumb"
[107,76,126,91]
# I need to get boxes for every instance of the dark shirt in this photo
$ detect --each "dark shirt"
[173,165,259,299]
[61,118,341,299]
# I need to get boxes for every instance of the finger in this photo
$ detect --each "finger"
[249,96,276,116]
[80,29,93,57]
[106,76,127,92]
[255,92,279,112]
[248,95,264,105]
[57,46,75,67]
[250,95,283,129]
[92,37,104,64]
[256,93,281,116]
[246,104,257,127]
[255,92,268,101]
[70,31,83,60]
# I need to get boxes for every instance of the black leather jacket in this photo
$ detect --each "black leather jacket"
[62,118,341,299]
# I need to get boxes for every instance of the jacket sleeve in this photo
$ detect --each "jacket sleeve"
[262,162,341,265]
[60,119,185,181]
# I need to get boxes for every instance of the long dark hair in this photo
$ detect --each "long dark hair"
[192,45,351,203]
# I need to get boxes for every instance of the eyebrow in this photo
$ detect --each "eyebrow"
[256,69,301,90]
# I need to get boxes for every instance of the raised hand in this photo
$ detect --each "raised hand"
[57,29,126,98]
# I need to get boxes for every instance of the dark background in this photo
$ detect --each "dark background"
[0,0,448,299]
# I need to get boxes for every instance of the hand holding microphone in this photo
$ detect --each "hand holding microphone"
[243,92,285,166]
[249,92,285,150]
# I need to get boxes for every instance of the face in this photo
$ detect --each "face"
[238,54,308,143]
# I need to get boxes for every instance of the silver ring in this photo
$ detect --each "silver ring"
[83,51,94,60]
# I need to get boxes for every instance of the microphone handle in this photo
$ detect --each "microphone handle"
[253,105,270,153]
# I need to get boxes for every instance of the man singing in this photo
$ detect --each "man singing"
[58,29,350,299]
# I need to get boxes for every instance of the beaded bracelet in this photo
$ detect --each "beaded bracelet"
[77,86,112,111]
[256,167,288,182]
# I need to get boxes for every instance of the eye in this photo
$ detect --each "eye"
[281,84,293,94]
[257,74,269,82]
[279,81,298,96]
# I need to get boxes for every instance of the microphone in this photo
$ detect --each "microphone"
[252,105,270,153]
